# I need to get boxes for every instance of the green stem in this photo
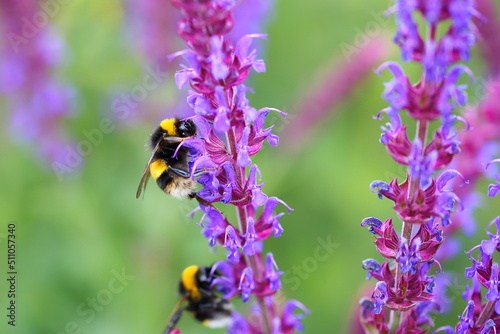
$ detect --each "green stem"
[395,120,429,315]
[406,120,428,205]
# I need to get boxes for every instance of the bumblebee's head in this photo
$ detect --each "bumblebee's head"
[155,118,196,145]
[177,119,196,138]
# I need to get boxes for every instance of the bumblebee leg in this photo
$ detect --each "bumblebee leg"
[194,194,223,214]
[192,167,218,177]
[165,136,195,143]
[163,307,184,334]
[169,166,191,178]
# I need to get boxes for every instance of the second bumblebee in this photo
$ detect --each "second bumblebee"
[164,265,232,333]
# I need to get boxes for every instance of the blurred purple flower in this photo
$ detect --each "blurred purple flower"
[125,0,178,66]
[284,36,391,150]
[228,0,274,43]
[475,0,500,76]
[447,80,500,251]
[0,0,75,173]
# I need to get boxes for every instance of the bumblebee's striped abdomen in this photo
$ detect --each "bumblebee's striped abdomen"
[149,159,168,181]
[150,159,173,190]
[149,159,195,198]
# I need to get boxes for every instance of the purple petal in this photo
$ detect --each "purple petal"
[238,267,255,303]
[436,169,466,191]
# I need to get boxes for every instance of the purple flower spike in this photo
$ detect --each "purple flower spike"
[169,0,303,330]
[358,0,481,332]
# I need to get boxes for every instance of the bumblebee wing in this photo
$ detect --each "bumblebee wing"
[163,295,188,334]
[136,162,152,199]
[136,138,164,199]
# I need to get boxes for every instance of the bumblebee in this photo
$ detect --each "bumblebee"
[164,265,232,333]
[136,118,197,199]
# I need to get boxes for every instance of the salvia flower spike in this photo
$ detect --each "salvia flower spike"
[169,1,307,333]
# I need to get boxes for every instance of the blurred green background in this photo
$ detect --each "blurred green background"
[0,0,498,333]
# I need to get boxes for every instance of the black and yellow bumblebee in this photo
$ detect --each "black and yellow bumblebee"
[164,265,232,333]
[136,118,197,200]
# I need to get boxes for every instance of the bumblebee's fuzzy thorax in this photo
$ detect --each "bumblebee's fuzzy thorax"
[160,118,179,136]
[181,265,202,300]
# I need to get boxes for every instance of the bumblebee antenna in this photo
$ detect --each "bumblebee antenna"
[163,295,187,334]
